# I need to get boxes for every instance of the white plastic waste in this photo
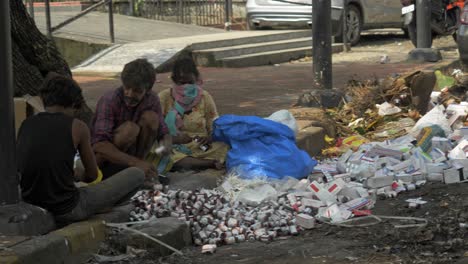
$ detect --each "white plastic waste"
[376,102,402,116]
[236,184,278,206]
[265,110,298,135]
[411,105,452,136]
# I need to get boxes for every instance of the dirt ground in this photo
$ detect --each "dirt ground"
[91,182,468,264]
[83,34,468,264]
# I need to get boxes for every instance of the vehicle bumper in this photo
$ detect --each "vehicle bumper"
[247,6,343,34]
[458,25,468,62]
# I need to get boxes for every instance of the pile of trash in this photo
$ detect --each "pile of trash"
[127,69,468,253]
[327,70,468,142]
[130,177,314,251]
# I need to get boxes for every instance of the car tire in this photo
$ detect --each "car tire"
[336,5,362,46]
[246,19,259,30]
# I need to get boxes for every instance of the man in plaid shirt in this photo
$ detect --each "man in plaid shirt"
[91,59,171,178]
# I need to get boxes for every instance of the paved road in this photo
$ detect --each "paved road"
[76,62,443,118]
[75,34,461,117]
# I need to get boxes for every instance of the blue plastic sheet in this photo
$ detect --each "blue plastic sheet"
[213,115,317,180]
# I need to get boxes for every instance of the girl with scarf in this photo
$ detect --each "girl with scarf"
[147,58,228,172]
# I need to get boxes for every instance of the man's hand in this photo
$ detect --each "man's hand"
[173,133,192,145]
[194,136,213,146]
[133,159,157,178]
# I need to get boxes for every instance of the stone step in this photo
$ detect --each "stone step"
[219,43,344,68]
[189,30,312,50]
[193,37,312,67]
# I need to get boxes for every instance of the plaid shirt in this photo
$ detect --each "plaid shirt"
[91,87,168,145]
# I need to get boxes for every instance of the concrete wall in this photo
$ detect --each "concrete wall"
[53,37,111,67]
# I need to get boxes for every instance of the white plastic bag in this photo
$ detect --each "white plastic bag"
[236,184,278,206]
[376,102,401,116]
[265,110,298,135]
[410,105,451,136]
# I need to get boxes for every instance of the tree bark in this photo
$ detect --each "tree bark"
[10,0,94,125]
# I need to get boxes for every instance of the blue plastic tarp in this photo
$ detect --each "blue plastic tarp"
[213,115,317,180]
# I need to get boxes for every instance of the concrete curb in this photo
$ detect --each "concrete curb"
[1,220,106,264]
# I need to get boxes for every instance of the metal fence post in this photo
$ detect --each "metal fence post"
[224,0,232,30]
[312,0,332,90]
[0,0,20,205]
[28,0,35,20]
[109,0,115,43]
[129,0,135,16]
[45,0,52,37]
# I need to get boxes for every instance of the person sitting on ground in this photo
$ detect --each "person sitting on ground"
[91,58,171,179]
[17,73,144,224]
[148,57,228,172]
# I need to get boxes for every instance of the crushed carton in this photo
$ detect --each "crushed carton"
[296,214,316,229]
[308,181,336,204]
[443,168,463,184]
[366,176,394,189]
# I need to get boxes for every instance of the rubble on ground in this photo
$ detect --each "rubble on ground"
[125,69,468,254]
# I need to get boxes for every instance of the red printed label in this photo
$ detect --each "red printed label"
[310,184,319,193]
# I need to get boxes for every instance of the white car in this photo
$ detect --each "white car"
[246,0,404,45]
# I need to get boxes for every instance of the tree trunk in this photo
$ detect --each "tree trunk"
[10,0,94,125]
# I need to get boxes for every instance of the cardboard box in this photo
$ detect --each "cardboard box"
[14,95,44,136]
[427,173,443,182]
[426,163,446,174]
[366,176,394,189]
[296,214,315,229]
[443,169,462,184]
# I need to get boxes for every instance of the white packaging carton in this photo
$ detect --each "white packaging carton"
[296,214,316,229]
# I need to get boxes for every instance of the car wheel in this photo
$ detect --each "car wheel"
[246,19,259,30]
[337,5,362,46]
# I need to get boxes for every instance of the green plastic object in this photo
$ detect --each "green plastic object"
[435,70,456,90]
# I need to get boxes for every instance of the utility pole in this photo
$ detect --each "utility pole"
[0,0,19,206]
[408,0,441,62]
[312,0,332,90]
[0,0,55,236]
[304,0,342,108]
[108,0,115,43]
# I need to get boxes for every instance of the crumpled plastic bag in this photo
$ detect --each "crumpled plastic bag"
[376,102,402,116]
[265,109,298,136]
[213,115,317,180]
[411,105,452,137]
[236,184,278,206]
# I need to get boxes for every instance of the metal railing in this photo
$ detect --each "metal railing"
[132,0,232,27]
[25,0,116,43]
[24,0,237,43]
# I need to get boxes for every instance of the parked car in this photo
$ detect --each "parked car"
[246,0,405,45]
[458,2,468,65]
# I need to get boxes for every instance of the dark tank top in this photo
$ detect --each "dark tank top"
[17,112,79,215]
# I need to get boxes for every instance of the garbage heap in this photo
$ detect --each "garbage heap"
[128,69,468,252]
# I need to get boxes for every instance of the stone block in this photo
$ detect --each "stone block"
[296,126,326,157]
[52,219,106,256]
[289,107,336,137]
[296,120,314,131]
[116,218,192,256]
[10,234,69,264]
